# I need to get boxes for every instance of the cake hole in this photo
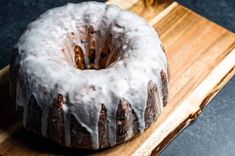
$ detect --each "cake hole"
[62,25,123,70]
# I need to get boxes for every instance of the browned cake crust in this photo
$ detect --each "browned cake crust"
[14,79,168,149]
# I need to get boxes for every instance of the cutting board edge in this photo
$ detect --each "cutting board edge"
[153,55,235,155]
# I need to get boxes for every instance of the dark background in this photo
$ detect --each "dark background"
[0,0,234,155]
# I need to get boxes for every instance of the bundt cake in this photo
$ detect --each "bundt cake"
[9,2,169,149]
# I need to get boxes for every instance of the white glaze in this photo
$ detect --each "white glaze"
[11,2,168,149]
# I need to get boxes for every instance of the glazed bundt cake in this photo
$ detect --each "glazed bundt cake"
[9,2,169,149]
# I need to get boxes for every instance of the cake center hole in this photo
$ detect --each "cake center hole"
[64,25,122,70]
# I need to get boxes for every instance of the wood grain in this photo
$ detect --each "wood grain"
[0,1,235,156]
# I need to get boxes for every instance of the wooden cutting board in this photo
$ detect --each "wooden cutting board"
[0,0,234,155]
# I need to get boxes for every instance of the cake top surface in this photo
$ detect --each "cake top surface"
[13,2,168,149]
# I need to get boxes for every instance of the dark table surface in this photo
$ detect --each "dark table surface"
[0,0,234,155]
